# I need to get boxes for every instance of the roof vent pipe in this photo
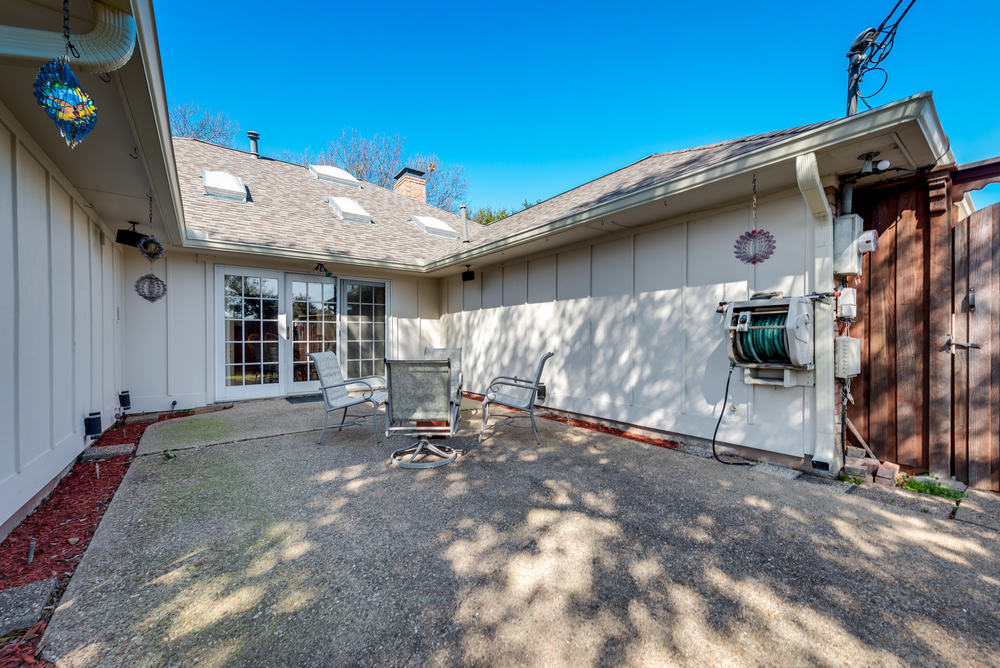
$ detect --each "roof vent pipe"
[461,204,469,243]
[247,131,259,158]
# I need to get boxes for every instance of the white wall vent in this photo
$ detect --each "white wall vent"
[309,165,362,188]
[203,170,246,201]
[328,196,371,224]
[411,215,459,239]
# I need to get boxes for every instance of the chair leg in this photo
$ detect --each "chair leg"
[319,409,329,444]
[530,408,540,445]
[371,400,381,444]
[479,402,489,443]
[338,408,348,432]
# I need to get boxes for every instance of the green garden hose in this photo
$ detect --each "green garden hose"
[739,313,790,363]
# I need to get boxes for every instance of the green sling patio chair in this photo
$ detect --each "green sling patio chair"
[385,358,460,469]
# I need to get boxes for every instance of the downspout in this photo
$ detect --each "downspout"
[796,152,841,476]
[0,1,136,73]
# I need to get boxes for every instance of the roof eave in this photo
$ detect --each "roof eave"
[121,0,186,247]
[423,91,946,272]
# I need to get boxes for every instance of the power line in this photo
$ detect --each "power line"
[846,0,917,115]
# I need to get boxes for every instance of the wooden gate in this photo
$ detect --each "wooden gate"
[954,202,1000,490]
[848,166,1000,491]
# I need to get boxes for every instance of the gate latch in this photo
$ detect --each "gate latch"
[946,333,981,354]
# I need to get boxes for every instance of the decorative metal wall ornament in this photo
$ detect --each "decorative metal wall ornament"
[133,193,166,302]
[33,3,96,148]
[733,175,776,265]
[135,273,167,303]
[137,236,164,261]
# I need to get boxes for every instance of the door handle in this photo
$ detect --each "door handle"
[946,334,981,354]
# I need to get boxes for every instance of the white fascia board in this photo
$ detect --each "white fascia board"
[123,0,187,248]
[180,236,428,271]
[423,92,942,272]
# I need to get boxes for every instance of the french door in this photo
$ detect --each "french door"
[285,275,388,394]
[218,268,283,400]
[217,267,388,400]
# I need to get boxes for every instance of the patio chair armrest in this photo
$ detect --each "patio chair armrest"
[488,375,536,388]
[486,379,538,395]
[322,379,375,399]
[355,374,387,390]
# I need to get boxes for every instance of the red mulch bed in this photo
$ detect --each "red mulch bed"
[463,393,679,450]
[0,411,193,667]
[541,415,679,449]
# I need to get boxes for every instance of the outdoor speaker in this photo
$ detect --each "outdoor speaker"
[535,383,546,405]
[462,268,475,282]
[84,412,102,439]
[118,390,131,410]
[115,227,145,247]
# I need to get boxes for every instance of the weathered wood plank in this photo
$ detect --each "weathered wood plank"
[927,174,953,478]
[992,203,1000,492]
[954,205,969,484]
[870,195,897,461]
[896,191,919,466]
[969,205,994,489]
[915,187,929,469]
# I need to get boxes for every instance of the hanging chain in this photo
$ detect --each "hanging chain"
[148,192,154,229]
[63,0,80,58]
[751,175,757,230]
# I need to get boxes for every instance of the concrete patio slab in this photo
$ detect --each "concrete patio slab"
[955,489,1000,532]
[44,407,1000,667]
[136,397,384,456]
[0,577,56,636]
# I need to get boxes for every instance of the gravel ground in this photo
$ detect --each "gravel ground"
[42,403,1000,668]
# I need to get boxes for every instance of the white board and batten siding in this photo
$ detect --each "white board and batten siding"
[442,192,818,457]
[0,109,124,532]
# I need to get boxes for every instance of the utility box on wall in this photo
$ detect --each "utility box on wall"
[833,214,878,276]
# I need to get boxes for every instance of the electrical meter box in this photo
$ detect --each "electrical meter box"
[834,214,864,276]
[723,296,815,387]
[837,287,857,319]
[835,336,861,378]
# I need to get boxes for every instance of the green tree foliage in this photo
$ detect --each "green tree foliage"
[470,199,542,225]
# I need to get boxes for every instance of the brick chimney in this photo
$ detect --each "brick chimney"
[392,167,426,203]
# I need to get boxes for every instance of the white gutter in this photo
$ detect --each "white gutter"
[0,1,135,73]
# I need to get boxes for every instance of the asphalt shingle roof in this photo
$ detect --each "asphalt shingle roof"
[173,138,481,265]
[173,118,838,266]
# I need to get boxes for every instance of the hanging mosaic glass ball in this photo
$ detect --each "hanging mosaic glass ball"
[137,235,165,262]
[33,56,97,148]
[135,273,167,303]
[734,229,776,265]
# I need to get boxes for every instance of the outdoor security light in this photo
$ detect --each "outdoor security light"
[876,159,891,171]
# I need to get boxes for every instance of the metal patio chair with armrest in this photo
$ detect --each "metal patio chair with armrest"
[307,351,387,444]
[423,347,463,406]
[480,351,554,445]
[385,359,460,468]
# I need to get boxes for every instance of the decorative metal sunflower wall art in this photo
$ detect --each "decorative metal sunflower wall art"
[733,176,776,265]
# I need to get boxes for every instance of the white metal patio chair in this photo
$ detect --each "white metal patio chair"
[479,352,554,445]
[307,351,387,444]
[385,359,460,469]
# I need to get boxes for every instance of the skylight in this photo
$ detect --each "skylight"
[309,164,362,188]
[203,170,246,201]
[411,215,459,239]
[329,196,371,224]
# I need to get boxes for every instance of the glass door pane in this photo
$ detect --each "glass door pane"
[342,280,386,379]
[288,275,337,392]
[220,270,281,400]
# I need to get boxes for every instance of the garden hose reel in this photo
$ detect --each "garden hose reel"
[723,295,816,388]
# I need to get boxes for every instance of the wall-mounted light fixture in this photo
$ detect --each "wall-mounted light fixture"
[118,391,131,410]
[84,412,102,439]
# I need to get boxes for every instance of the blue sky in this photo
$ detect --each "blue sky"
[156,1,1000,210]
